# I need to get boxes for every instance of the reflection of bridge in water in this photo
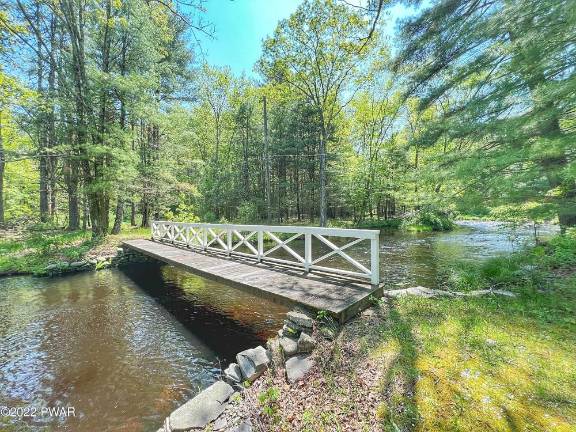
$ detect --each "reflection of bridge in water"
[123,222,382,322]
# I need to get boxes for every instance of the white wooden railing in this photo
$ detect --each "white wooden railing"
[151,221,381,285]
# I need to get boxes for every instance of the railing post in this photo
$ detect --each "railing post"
[257,231,263,262]
[202,226,207,251]
[304,233,312,272]
[185,226,191,248]
[227,228,232,256]
[371,233,380,286]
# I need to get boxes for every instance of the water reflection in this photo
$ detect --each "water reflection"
[377,221,558,288]
[121,263,288,361]
[0,266,287,432]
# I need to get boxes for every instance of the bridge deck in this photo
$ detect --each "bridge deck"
[122,239,381,322]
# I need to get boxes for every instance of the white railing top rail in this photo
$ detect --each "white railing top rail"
[151,221,381,285]
[152,221,379,239]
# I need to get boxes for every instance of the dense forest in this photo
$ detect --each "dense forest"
[0,0,574,236]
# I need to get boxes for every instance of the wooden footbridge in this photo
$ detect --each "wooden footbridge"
[123,222,382,322]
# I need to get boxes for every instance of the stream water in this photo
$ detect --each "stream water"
[0,221,558,431]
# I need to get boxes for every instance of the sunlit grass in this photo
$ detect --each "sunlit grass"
[0,224,151,275]
[367,277,576,431]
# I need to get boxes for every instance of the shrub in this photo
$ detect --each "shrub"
[439,231,575,293]
[401,207,455,232]
[202,211,218,223]
[236,202,260,224]
[258,386,281,422]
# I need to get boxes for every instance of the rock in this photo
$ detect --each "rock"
[285,354,315,383]
[231,421,253,432]
[297,332,316,353]
[284,320,304,334]
[45,262,69,271]
[279,336,298,357]
[236,346,270,382]
[362,308,376,317]
[266,338,284,371]
[223,363,242,384]
[287,311,314,329]
[69,261,87,269]
[212,415,229,431]
[281,324,300,338]
[319,326,337,341]
[168,380,233,431]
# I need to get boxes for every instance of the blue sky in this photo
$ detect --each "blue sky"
[192,0,414,77]
[194,0,302,76]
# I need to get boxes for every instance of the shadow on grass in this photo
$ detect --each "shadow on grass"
[378,303,420,432]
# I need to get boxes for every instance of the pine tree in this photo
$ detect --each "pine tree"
[395,0,576,229]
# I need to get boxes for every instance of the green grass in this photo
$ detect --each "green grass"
[0,225,150,276]
[370,280,576,431]
[0,230,92,275]
[368,230,576,431]
[352,219,403,230]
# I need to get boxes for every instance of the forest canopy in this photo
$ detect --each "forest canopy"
[0,0,574,236]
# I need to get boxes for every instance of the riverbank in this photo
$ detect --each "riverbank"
[0,214,448,278]
[0,225,150,276]
[330,209,454,232]
[230,231,576,430]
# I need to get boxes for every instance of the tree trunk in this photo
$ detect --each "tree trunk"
[39,157,50,222]
[0,112,4,224]
[263,95,271,222]
[64,160,80,230]
[141,198,150,228]
[295,155,301,221]
[111,197,123,234]
[319,124,327,227]
[47,14,57,218]
[242,112,250,199]
[89,0,112,238]
[82,195,90,229]
[36,8,50,222]
[88,193,109,236]
[130,201,136,226]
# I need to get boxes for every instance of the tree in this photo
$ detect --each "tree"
[348,81,404,220]
[259,0,375,226]
[395,0,576,230]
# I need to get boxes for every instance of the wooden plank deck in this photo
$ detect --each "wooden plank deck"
[122,239,382,322]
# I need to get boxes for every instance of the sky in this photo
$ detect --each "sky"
[192,0,414,77]
[194,0,302,77]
